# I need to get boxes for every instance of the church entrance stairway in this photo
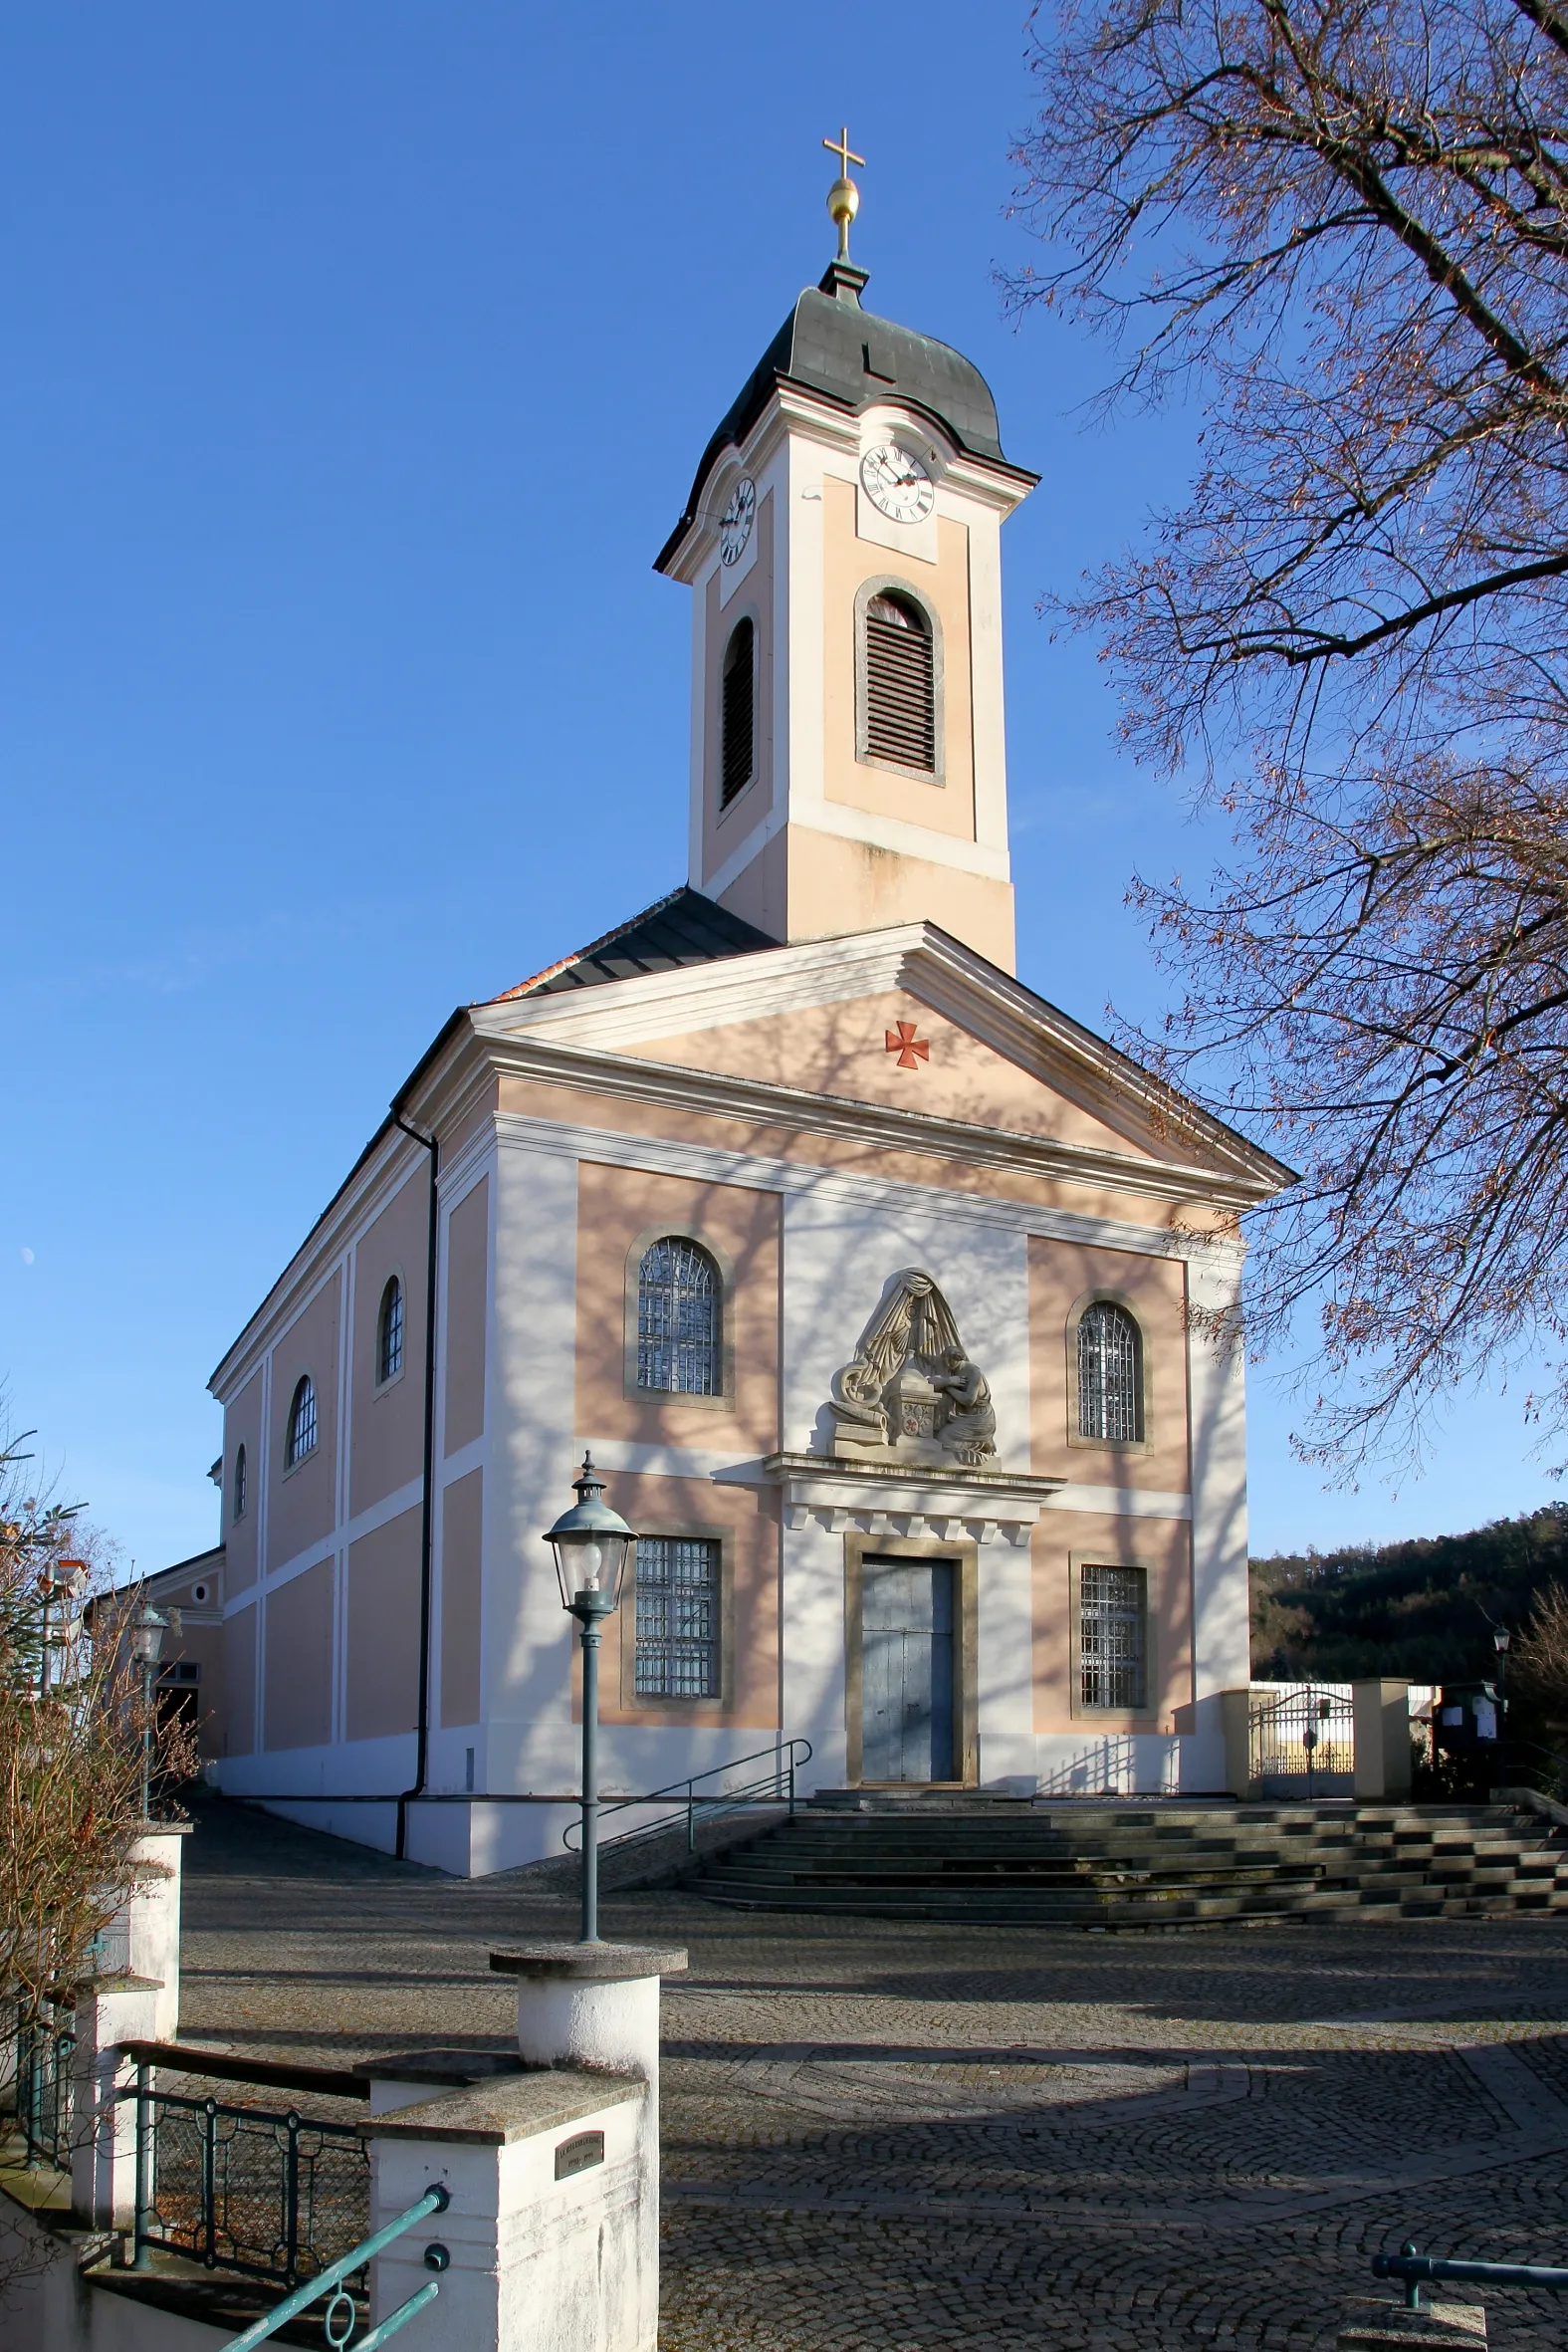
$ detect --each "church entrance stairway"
[678,1796,1568,1928]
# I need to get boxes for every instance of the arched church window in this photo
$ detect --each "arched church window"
[720,617,755,808]
[637,1239,720,1395]
[376,1276,404,1385]
[232,1444,247,1523]
[864,590,935,771]
[1076,1301,1144,1444]
[286,1374,318,1468]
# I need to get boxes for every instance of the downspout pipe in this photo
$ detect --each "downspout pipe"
[393,1114,440,1860]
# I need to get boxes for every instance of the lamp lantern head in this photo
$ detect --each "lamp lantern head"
[544,1456,633,1620]
[128,1600,167,1668]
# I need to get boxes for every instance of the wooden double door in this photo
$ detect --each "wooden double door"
[859,1555,958,1783]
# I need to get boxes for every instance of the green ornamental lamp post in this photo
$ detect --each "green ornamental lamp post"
[128,1601,168,1821]
[544,1457,634,1945]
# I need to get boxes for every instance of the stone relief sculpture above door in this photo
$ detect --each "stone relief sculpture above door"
[826,1270,998,1468]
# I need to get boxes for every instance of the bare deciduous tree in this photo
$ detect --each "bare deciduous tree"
[0,1428,196,2031]
[1011,0,1568,1465]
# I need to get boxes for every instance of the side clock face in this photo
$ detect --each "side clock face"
[719,476,756,566]
[860,443,935,524]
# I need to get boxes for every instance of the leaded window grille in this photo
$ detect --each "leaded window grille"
[864,591,935,771]
[1076,1300,1143,1443]
[636,1238,719,1395]
[286,1375,318,1468]
[635,1535,721,1699]
[1080,1563,1147,1711]
[232,1444,247,1523]
[377,1277,404,1385]
[721,617,755,808]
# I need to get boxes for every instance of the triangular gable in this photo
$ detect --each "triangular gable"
[477,920,1289,1192]
[618,989,1166,1163]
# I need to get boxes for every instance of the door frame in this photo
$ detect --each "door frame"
[843,1533,979,1787]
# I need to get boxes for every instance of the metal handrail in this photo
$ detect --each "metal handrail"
[562,1738,812,1860]
[219,2182,450,2350]
[1373,2240,1568,2307]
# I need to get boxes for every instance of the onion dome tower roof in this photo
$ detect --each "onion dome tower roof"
[655,261,1028,574]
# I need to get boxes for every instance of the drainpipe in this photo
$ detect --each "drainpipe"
[393,1115,440,1860]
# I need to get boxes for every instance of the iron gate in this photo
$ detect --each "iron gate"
[1248,1683,1355,1797]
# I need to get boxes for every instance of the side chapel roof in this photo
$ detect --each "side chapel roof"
[491,886,779,1001]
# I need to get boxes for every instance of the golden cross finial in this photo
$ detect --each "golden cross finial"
[822,125,866,264]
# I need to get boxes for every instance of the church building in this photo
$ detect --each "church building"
[202,155,1290,1873]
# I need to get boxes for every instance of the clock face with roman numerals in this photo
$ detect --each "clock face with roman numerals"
[719,477,756,566]
[860,443,935,524]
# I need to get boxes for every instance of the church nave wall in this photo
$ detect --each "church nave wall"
[571,1159,782,1456]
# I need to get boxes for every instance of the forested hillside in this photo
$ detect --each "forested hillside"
[1251,1508,1568,1684]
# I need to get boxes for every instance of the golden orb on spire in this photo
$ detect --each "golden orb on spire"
[822,124,866,263]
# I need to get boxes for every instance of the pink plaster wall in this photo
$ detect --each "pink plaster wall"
[440,1468,483,1728]
[224,1607,256,1758]
[267,1275,340,1574]
[573,1161,782,1455]
[624,990,1161,1160]
[223,1370,263,1593]
[1031,1509,1193,1734]
[346,1505,422,1743]
[1028,1238,1191,1492]
[443,1178,489,1458]
[263,1560,335,1751]
[349,1171,429,1519]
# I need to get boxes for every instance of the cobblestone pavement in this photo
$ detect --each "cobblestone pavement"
[178,1798,1568,2350]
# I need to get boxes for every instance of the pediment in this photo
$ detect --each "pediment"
[619,988,1171,1159]
[475,922,1289,1197]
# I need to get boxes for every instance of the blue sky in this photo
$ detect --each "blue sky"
[2,4,1558,1573]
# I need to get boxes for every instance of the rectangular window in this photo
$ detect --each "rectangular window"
[1079,1564,1147,1711]
[635,1536,720,1700]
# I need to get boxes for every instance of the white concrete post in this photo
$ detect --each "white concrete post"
[363,2071,651,2352]
[120,1825,188,2043]
[69,1976,161,2230]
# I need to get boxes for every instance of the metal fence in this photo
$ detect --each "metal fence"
[562,1737,813,1863]
[10,1997,75,2169]
[127,2049,370,2289]
[1249,1683,1355,1797]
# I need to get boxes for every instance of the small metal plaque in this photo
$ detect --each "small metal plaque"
[555,2129,604,2181]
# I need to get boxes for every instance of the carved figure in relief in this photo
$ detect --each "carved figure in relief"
[823,1270,998,1465]
[931,1348,997,1464]
[829,1356,890,1445]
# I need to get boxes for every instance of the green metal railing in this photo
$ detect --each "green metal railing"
[1374,2239,1568,2306]
[11,1997,74,2169]
[219,2182,450,2351]
[124,2041,371,2288]
[561,1737,812,1863]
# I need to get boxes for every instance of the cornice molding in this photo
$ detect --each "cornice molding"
[476,1029,1276,1213]
[476,922,1290,1194]
[762,1450,1063,1545]
[492,1107,1235,1261]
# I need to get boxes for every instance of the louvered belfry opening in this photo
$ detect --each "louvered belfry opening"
[720,616,755,807]
[864,591,935,771]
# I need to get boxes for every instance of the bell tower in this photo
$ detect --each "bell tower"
[655,135,1037,974]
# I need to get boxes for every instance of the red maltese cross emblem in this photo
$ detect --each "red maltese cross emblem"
[884,1020,930,1071]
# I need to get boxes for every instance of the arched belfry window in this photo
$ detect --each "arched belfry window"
[376,1276,404,1384]
[232,1444,247,1523]
[863,590,935,772]
[637,1239,720,1396]
[720,617,755,808]
[1076,1302,1144,1444]
[286,1374,318,1468]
